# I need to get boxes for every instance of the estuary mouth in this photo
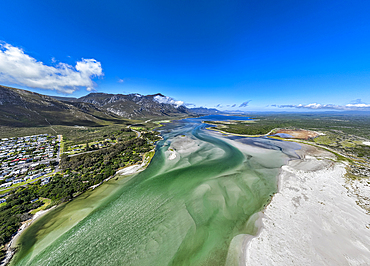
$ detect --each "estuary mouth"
[12,117,298,266]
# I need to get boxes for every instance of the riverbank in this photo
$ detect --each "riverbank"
[206,127,370,264]
[245,143,370,265]
[204,124,266,138]
[5,150,156,266]
[1,206,56,266]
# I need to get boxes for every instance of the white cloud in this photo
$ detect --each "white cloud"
[0,42,103,94]
[277,100,370,110]
[153,95,184,108]
[345,103,370,108]
[304,103,323,109]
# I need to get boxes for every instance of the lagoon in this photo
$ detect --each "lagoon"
[11,117,299,266]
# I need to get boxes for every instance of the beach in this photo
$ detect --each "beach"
[8,119,370,266]
[245,143,370,265]
[1,207,55,266]
[10,120,288,266]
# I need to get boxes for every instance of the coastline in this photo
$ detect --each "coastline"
[6,122,370,265]
[204,124,265,138]
[3,150,156,266]
[1,206,56,266]
[206,127,370,265]
[244,143,370,265]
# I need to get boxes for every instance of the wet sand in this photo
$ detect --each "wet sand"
[245,144,370,265]
[10,121,288,266]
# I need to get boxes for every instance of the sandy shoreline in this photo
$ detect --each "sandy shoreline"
[1,206,56,266]
[2,151,155,266]
[206,127,370,265]
[244,143,370,265]
[5,126,370,265]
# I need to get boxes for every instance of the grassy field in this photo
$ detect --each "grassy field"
[30,198,52,215]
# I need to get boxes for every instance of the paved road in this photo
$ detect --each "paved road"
[12,158,58,170]
[55,135,62,172]
[131,128,141,138]
[57,135,62,161]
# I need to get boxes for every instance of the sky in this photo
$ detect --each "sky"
[1,0,370,111]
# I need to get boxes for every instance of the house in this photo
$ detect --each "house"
[0,182,12,188]
[41,180,49,185]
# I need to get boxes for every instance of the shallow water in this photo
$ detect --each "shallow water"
[12,118,299,266]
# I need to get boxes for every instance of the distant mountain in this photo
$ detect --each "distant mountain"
[0,85,192,127]
[0,85,123,127]
[58,92,191,119]
[190,107,223,115]
[222,110,248,114]
[50,96,78,102]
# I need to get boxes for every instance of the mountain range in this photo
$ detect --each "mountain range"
[0,85,221,127]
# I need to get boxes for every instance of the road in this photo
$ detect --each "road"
[68,150,97,157]
[131,128,141,138]
[12,158,58,170]
[57,135,62,161]
[55,135,62,172]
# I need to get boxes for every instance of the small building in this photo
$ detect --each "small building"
[0,182,12,188]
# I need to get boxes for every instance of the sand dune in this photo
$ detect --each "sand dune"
[245,144,370,266]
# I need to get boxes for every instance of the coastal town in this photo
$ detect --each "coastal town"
[0,134,61,205]
[0,127,160,265]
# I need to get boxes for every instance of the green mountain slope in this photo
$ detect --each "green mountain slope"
[0,85,120,127]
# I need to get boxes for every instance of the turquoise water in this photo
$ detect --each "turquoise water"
[192,115,251,121]
[12,118,299,266]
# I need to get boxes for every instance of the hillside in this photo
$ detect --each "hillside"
[0,85,124,127]
[69,92,190,118]
[189,107,222,115]
[0,86,193,127]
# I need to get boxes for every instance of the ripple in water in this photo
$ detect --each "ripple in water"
[12,118,299,266]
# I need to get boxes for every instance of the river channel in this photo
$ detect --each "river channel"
[11,116,300,266]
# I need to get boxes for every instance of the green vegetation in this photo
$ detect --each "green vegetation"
[0,125,160,249]
[208,113,370,138]
[63,127,135,154]
[0,249,4,262]
[29,198,51,215]
[207,113,370,178]
[0,185,43,246]
[313,133,338,146]
[206,120,279,135]
[59,138,157,193]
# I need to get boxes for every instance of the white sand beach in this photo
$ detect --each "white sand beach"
[245,144,370,266]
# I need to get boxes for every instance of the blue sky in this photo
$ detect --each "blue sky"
[0,0,370,111]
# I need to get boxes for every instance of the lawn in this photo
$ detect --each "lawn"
[30,198,52,214]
